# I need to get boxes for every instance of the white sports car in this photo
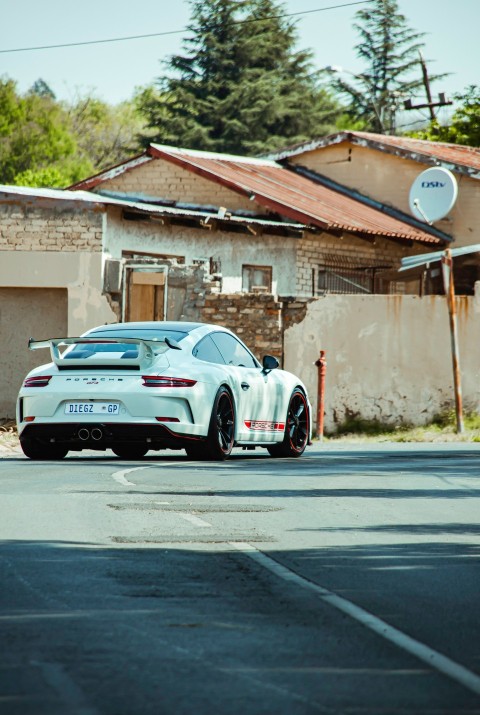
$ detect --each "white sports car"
[17,321,311,460]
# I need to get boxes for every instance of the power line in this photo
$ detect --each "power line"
[0,1,368,54]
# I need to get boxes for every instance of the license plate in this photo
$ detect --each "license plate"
[64,402,120,415]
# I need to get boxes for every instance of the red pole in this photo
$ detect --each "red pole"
[314,350,327,441]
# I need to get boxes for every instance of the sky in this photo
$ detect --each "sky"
[1,0,478,129]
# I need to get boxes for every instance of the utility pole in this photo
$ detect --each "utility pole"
[403,51,452,118]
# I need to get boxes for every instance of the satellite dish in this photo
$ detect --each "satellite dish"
[409,167,458,224]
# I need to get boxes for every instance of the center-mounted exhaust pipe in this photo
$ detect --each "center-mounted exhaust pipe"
[91,428,103,441]
[78,428,90,441]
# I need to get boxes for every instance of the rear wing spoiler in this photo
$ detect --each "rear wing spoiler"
[28,336,181,369]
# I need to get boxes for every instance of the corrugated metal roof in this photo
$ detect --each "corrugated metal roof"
[147,144,448,245]
[0,185,304,233]
[67,141,452,245]
[269,131,480,179]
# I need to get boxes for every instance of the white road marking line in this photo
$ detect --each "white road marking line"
[110,462,176,487]
[179,513,213,528]
[231,542,480,697]
[111,467,142,486]
[108,462,480,696]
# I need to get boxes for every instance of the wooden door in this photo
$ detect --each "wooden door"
[126,270,166,322]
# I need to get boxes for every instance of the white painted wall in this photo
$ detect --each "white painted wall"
[104,212,298,295]
[284,290,480,432]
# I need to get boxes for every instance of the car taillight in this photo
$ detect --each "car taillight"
[24,375,52,388]
[142,376,197,388]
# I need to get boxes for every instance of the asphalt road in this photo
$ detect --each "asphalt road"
[0,442,479,714]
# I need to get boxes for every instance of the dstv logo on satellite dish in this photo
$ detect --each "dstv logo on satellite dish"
[421,180,446,188]
[409,167,458,224]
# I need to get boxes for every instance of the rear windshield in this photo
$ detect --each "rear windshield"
[63,329,188,360]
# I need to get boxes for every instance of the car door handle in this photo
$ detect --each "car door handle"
[241,382,250,391]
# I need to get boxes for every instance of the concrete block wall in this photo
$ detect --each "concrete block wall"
[98,157,263,213]
[0,204,103,252]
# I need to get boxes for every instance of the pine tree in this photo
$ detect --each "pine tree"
[138,0,341,154]
[332,0,444,134]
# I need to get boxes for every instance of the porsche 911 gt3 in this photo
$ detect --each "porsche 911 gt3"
[17,322,311,460]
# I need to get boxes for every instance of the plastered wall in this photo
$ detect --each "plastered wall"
[284,291,480,432]
[0,246,117,416]
[290,143,479,247]
[104,209,298,295]
[0,288,68,416]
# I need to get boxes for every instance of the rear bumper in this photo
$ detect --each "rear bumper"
[20,422,204,451]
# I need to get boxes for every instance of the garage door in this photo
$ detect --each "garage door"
[0,288,68,418]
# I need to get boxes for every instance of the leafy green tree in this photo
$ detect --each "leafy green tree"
[0,77,91,186]
[409,85,480,147]
[0,78,147,187]
[67,93,146,171]
[138,0,341,154]
[330,0,444,134]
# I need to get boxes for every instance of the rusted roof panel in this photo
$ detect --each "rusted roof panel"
[148,144,448,245]
[354,132,480,175]
[270,131,480,178]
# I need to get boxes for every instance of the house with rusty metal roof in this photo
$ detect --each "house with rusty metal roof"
[0,131,477,417]
[68,140,451,299]
[269,131,480,294]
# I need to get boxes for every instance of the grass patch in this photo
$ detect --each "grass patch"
[327,411,480,443]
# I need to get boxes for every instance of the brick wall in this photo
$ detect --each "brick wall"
[99,157,263,213]
[179,276,283,360]
[0,204,103,252]
[295,231,424,295]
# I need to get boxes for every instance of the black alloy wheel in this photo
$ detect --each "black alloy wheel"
[205,387,235,460]
[268,389,309,458]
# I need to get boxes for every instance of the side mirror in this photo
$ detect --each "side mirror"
[262,355,279,374]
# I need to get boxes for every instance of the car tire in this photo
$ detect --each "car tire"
[267,389,309,458]
[204,386,235,460]
[184,444,207,460]
[20,437,68,460]
[111,446,149,459]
